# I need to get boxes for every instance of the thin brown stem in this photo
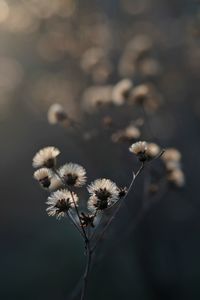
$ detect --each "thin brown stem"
[67,211,84,238]
[89,212,103,241]
[91,162,145,252]
[80,242,92,300]
[53,169,88,244]
[69,188,89,245]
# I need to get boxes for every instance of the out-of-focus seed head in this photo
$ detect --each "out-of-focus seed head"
[82,85,113,112]
[162,148,182,162]
[112,78,133,106]
[81,47,106,73]
[167,168,185,188]
[130,83,162,112]
[47,103,67,125]
[165,160,181,171]
[112,125,141,143]
[146,143,161,159]
[130,84,150,104]
[125,125,141,140]
[81,47,112,83]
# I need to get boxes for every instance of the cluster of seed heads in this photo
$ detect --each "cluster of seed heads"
[33,146,130,223]
[33,141,184,224]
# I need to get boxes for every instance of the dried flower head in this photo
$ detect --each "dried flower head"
[33,168,52,188]
[162,148,182,162]
[88,178,119,211]
[59,163,87,187]
[129,141,147,161]
[49,175,63,191]
[112,79,133,106]
[46,189,78,219]
[32,146,60,168]
[146,143,161,159]
[167,169,185,188]
[47,103,67,125]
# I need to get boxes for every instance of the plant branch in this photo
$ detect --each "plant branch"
[53,169,88,244]
[69,188,88,245]
[80,242,92,300]
[91,162,145,252]
[67,211,84,238]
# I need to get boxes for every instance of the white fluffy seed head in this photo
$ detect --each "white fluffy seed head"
[48,175,63,192]
[33,168,51,181]
[58,163,87,187]
[33,168,52,188]
[46,189,78,219]
[47,103,67,125]
[87,178,119,211]
[32,146,60,168]
[87,195,100,212]
[129,141,147,155]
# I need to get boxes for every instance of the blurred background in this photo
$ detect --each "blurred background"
[1,0,200,299]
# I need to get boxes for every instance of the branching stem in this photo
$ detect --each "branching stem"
[91,162,145,252]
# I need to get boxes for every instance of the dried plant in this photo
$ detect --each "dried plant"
[32,108,184,300]
[28,3,186,298]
